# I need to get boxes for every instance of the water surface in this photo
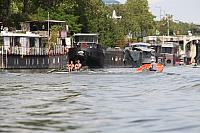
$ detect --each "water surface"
[0,66,200,133]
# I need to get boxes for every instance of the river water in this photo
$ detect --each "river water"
[0,66,200,133]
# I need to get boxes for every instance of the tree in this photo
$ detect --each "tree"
[0,0,11,26]
[121,0,155,40]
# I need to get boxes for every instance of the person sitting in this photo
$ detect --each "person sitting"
[75,60,82,71]
[67,61,74,72]
[66,62,70,71]
[149,59,157,71]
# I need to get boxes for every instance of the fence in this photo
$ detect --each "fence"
[0,46,68,56]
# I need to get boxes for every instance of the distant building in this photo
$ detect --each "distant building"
[103,0,120,5]
[144,35,200,65]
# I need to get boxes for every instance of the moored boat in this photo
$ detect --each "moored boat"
[0,20,70,69]
[69,33,105,68]
[134,63,164,73]
[124,42,156,68]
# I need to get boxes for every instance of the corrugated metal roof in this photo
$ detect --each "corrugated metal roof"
[134,47,154,52]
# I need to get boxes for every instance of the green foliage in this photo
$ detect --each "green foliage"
[50,25,62,47]
[121,0,155,39]
[156,14,200,36]
[1,0,200,47]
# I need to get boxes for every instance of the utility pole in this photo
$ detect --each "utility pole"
[167,14,170,36]
[1,46,3,69]
[155,6,162,35]
[48,12,50,49]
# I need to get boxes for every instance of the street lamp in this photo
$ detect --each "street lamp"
[164,14,170,36]
[155,6,162,35]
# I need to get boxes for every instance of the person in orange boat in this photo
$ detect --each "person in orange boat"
[149,59,157,71]
[134,59,164,73]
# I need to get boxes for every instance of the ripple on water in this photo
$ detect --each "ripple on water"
[129,118,161,124]
[155,124,200,132]
[1,67,200,133]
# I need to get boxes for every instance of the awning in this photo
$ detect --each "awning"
[0,31,41,38]
[134,47,154,52]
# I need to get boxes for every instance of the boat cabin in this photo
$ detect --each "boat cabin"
[158,42,178,66]
[124,42,155,67]
[131,43,155,64]
[72,33,100,49]
[21,20,70,47]
[0,31,44,55]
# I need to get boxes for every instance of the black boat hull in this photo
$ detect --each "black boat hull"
[69,47,134,68]
[69,47,104,68]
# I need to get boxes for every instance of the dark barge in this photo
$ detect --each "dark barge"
[68,33,129,68]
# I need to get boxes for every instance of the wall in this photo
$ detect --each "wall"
[1,54,68,69]
[104,50,125,68]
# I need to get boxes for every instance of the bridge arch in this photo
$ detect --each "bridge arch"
[184,38,200,65]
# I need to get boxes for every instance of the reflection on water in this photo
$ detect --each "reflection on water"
[0,66,200,133]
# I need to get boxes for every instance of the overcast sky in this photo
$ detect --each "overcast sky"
[117,0,200,24]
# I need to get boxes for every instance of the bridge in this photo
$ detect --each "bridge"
[177,35,200,65]
[144,35,200,65]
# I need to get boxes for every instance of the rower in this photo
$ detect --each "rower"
[149,59,157,71]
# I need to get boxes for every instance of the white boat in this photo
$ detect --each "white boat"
[124,42,155,67]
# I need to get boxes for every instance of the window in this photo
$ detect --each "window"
[37,59,39,65]
[179,41,184,50]
[57,57,59,63]
[30,38,35,47]
[14,37,21,46]
[162,47,172,54]
[16,59,19,65]
[0,37,3,46]
[186,44,191,51]
[32,59,34,65]
[43,58,45,65]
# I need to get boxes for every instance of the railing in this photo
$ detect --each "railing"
[0,46,7,69]
[0,46,68,56]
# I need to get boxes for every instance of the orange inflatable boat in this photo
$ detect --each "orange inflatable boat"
[135,63,164,73]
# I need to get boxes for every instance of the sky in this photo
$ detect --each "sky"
[117,0,200,24]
